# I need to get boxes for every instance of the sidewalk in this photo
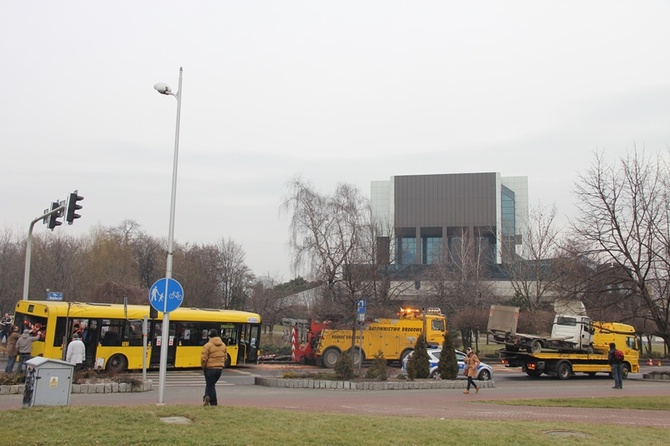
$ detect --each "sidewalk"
[2,364,670,428]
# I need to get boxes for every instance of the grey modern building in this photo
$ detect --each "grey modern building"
[371,172,528,269]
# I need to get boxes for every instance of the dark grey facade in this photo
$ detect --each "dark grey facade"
[371,172,527,268]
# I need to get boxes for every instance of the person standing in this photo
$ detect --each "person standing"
[66,333,87,371]
[4,326,20,373]
[608,342,624,389]
[1,312,12,345]
[17,329,39,371]
[463,347,480,394]
[200,329,227,406]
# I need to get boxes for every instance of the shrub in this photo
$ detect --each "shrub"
[437,331,459,379]
[334,350,355,380]
[407,335,430,379]
[0,371,26,385]
[365,351,388,381]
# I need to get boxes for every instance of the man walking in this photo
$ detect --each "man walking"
[608,342,624,389]
[200,329,227,406]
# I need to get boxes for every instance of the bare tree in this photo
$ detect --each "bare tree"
[30,232,86,301]
[425,227,497,316]
[247,275,286,333]
[0,228,25,313]
[132,231,164,289]
[573,149,670,350]
[501,203,562,312]
[283,178,386,358]
[216,238,253,309]
[283,179,369,307]
[175,242,223,308]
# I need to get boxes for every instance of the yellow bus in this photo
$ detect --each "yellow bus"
[13,300,261,373]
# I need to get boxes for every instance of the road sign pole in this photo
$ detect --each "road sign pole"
[149,277,184,405]
[156,67,183,405]
[158,282,170,404]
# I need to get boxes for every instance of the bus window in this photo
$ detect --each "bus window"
[100,320,123,346]
[126,320,143,346]
[222,325,239,347]
[175,322,213,347]
[13,314,47,343]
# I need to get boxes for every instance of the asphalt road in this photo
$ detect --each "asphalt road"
[2,361,670,428]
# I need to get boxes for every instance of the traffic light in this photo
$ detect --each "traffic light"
[66,191,84,224]
[47,202,62,230]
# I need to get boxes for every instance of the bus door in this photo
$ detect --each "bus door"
[237,324,261,364]
[149,320,177,367]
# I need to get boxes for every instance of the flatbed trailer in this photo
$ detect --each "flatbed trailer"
[499,321,640,379]
[500,349,639,379]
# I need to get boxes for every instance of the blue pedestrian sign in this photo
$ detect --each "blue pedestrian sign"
[356,298,366,322]
[149,278,184,313]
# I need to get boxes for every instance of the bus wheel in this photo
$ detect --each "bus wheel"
[322,348,341,369]
[622,363,631,379]
[106,354,128,373]
[556,361,572,380]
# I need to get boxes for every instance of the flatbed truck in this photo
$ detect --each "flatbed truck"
[500,322,640,379]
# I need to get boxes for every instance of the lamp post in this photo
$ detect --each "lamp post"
[154,67,183,405]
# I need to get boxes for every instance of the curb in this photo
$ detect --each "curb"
[0,379,153,395]
[255,377,495,390]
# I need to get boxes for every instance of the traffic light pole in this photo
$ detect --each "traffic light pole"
[23,205,64,301]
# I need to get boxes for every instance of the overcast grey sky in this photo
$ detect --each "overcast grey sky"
[2,1,670,282]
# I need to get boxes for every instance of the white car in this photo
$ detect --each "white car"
[401,348,493,380]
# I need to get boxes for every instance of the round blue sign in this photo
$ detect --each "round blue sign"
[149,278,184,313]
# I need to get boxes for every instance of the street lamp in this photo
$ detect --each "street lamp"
[154,67,183,405]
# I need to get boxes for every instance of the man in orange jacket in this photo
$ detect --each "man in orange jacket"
[200,329,228,406]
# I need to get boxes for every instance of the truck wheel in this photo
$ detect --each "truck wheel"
[399,349,413,365]
[321,348,340,369]
[556,361,572,380]
[346,348,365,367]
[529,340,542,354]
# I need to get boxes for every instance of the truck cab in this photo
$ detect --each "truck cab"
[550,315,594,351]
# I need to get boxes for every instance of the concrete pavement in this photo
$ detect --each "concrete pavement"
[1,362,670,428]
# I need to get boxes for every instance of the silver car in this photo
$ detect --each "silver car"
[401,348,493,380]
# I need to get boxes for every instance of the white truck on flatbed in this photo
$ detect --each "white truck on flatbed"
[487,304,594,354]
[488,303,641,379]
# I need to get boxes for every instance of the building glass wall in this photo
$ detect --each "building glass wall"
[422,236,442,264]
[398,236,416,265]
[501,185,516,260]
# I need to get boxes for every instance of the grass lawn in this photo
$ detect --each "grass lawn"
[483,395,670,411]
[1,399,669,445]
